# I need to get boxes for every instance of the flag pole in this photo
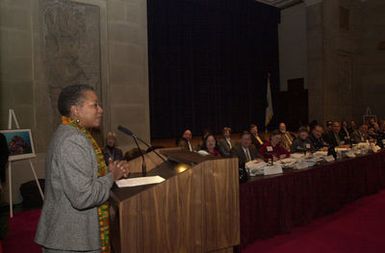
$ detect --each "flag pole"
[265,72,274,133]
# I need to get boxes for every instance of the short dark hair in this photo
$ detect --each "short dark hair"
[222,127,232,134]
[240,131,251,138]
[202,134,217,151]
[57,84,95,117]
[312,124,323,131]
[298,127,309,133]
[270,130,281,137]
[250,124,258,130]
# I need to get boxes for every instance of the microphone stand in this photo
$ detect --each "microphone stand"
[133,135,168,163]
[131,134,147,177]
[117,125,168,176]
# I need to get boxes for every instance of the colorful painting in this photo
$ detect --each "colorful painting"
[0,129,36,161]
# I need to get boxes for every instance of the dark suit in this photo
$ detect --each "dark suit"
[251,134,264,150]
[340,127,351,140]
[231,144,260,168]
[290,138,313,153]
[103,146,123,165]
[324,131,344,147]
[217,138,235,157]
[376,132,385,148]
[351,130,368,144]
[177,138,193,151]
[308,134,327,151]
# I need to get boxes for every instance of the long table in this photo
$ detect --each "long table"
[239,151,385,249]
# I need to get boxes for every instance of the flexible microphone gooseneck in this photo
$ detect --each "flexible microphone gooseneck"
[117,125,167,163]
[118,125,147,176]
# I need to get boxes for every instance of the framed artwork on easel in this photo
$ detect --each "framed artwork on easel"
[3,109,43,218]
[0,129,36,161]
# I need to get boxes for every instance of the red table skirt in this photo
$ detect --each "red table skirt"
[239,151,385,248]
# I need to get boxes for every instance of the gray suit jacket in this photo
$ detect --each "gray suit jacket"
[35,125,114,251]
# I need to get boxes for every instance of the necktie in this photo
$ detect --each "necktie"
[335,133,341,145]
[245,148,251,162]
[227,139,232,149]
[285,133,292,146]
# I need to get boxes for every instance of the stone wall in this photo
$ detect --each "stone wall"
[306,0,325,123]
[354,0,385,121]
[0,0,149,203]
[279,3,307,91]
[305,0,385,124]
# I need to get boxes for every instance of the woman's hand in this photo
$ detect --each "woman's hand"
[109,159,130,181]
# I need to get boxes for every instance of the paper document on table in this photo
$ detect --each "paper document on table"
[116,176,165,188]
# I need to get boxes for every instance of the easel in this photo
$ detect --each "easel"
[7,109,44,218]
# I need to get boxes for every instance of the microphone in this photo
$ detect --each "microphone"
[117,125,133,136]
[118,125,147,176]
[118,125,167,163]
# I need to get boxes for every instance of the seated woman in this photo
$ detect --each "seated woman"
[200,134,221,157]
[103,131,123,165]
[259,130,290,161]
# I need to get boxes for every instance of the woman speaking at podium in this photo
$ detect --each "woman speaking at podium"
[35,84,129,253]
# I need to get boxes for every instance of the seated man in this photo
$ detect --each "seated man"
[309,125,328,151]
[231,131,260,168]
[259,130,290,160]
[349,120,358,133]
[279,122,294,152]
[351,124,369,143]
[341,121,351,141]
[324,121,345,147]
[217,127,235,157]
[326,121,333,133]
[376,122,385,148]
[250,124,264,149]
[291,127,313,153]
[103,131,123,165]
[177,129,194,151]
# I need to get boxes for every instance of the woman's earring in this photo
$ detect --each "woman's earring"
[75,119,80,124]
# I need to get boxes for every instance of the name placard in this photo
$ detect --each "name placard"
[324,155,335,162]
[264,164,283,175]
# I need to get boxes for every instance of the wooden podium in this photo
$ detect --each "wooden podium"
[110,149,240,253]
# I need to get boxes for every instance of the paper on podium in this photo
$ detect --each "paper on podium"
[116,176,165,188]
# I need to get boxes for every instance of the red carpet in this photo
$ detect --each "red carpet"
[4,191,385,253]
[3,209,41,253]
[243,190,385,253]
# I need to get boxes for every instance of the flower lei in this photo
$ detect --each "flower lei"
[61,116,110,253]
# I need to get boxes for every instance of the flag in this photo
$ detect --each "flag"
[265,74,273,127]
